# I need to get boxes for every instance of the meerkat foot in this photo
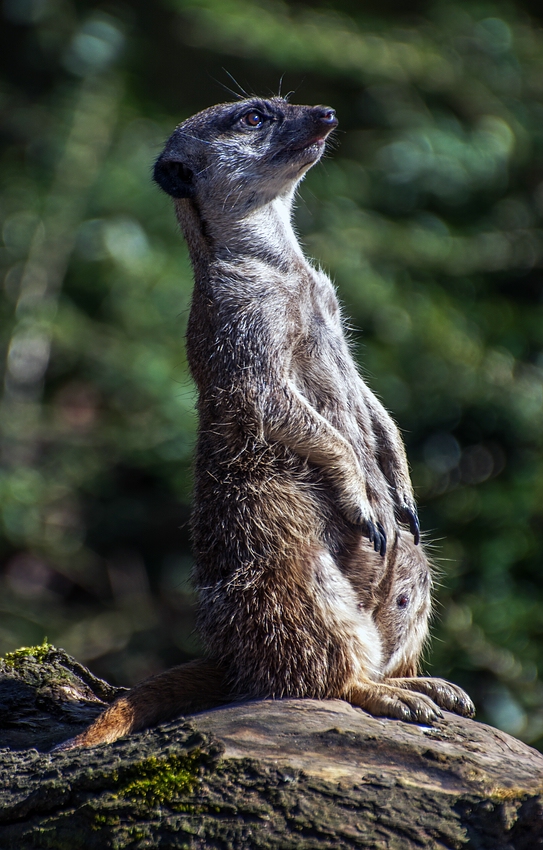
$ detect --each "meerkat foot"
[347,682,444,724]
[387,676,475,718]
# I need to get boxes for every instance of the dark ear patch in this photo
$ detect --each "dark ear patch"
[154,158,195,199]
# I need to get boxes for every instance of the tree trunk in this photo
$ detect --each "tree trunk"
[0,644,542,849]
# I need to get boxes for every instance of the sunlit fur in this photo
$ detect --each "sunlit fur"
[63,99,474,749]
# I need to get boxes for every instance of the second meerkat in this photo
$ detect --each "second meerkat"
[62,97,474,748]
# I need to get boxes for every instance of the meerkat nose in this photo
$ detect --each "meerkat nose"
[315,107,338,128]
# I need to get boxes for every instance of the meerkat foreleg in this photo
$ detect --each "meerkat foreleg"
[358,388,421,543]
[265,381,387,554]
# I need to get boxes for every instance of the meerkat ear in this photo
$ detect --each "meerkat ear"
[154,157,195,199]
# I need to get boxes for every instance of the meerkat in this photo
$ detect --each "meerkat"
[58,97,474,749]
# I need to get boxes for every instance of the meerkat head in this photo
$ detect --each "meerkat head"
[153,97,338,217]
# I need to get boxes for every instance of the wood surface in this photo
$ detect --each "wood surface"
[0,644,542,848]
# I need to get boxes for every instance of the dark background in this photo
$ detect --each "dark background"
[1,0,543,749]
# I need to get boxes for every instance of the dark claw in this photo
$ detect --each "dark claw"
[366,520,386,557]
[362,519,386,558]
[399,506,420,545]
[376,522,387,557]
[458,694,476,718]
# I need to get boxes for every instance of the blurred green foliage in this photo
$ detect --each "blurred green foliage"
[1,0,543,748]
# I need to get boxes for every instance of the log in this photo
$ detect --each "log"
[0,643,542,849]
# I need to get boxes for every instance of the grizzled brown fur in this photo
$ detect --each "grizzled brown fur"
[59,98,473,750]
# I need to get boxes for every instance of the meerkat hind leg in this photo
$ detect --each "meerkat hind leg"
[386,676,475,718]
[347,676,474,724]
[347,682,444,724]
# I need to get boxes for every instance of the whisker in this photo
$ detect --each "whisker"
[222,68,250,99]
[177,130,212,146]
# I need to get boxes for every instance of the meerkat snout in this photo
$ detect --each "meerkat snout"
[313,106,338,127]
[287,106,338,151]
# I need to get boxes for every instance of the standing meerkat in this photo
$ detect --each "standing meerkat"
[60,97,474,749]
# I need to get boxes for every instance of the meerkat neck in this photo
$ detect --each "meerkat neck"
[175,198,213,280]
[226,196,305,265]
[177,189,306,272]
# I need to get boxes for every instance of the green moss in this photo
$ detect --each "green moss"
[114,752,203,812]
[2,639,54,668]
[93,813,121,829]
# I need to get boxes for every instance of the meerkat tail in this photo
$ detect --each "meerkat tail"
[54,658,229,749]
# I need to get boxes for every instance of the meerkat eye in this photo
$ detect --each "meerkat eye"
[241,110,265,128]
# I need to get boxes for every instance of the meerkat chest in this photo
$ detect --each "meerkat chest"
[291,283,356,408]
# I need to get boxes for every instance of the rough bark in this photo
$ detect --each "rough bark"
[0,644,542,849]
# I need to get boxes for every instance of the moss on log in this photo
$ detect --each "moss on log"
[0,644,542,849]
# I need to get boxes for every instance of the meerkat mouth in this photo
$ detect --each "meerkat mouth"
[275,137,327,170]
[290,139,328,171]
[289,136,327,153]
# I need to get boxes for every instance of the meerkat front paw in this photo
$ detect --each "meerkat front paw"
[396,502,420,545]
[341,497,387,556]
[347,682,443,724]
[366,519,387,557]
[389,490,420,545]
[389,676,475,718]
